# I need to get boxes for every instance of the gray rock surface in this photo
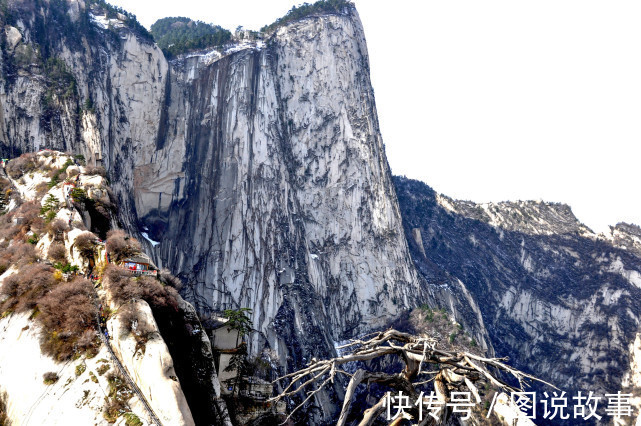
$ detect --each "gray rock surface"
[394,176,641,417]
[0,1,426,393]
[4,1,641,423]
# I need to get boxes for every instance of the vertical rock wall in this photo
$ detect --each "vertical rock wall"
[130,10,426,368]
[0,2,428,378]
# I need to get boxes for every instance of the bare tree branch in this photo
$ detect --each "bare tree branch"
[271,328,555,425]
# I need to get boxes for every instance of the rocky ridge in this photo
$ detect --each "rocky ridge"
[0,1,427,407]
[1,0,641,424]
[0,151,230,425]
[394,176,641,421]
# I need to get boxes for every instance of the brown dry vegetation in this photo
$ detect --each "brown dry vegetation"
[104,266,179,314]
[105,230,141,263]
[46,219,69,241]
[47,243,66,263]
[0,266,100,361]
[0,265,97,361]
[47,168,66,181]
[0,201,44,243]
[84,165,107,177]
[159,268,183,291]
[0,391,8,425]
[74,232,98,259]
[43,371,59,385]
[0,176,13,214]
[5,153,37,179]
[119,303,156,354]
[119,303,154,336]
[0,155,99,361]
[103,373,134,423]
[35,181,50,198]
[38,278,99,360]
[0,263,58,313]
[0,201,44,274]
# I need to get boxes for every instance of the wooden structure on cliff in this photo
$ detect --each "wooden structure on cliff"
[120,253,158,276]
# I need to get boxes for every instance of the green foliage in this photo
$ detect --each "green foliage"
[28,0,85,57]
[82,98,94,116]
[470,338,478,347]
[424,308,434,322]
[223,342,252,396]
[449,332,456,344]
[48,159,73,188]
[260,0,353,34]
[62,158,74,171]
[85,0,152,40]
[54,262,79,274]
[48,175,60,189]
[13,44,38,69]
[70,188,88,203]
[27,233,39,245]
[223,307,253,338]
[224,343,248,374]
[43,371,59,385]
[75,363,86,377]
[45,58,76,99]
[124,413,142,426]
[40,194,60,220]
[150,17,232,58]
[74,154,86,165]
[221,309,254,395]
[41,57,78,118]
[0,0,13,26]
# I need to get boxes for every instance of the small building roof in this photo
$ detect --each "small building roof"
[209,316,230,330]
[122,252,157,269]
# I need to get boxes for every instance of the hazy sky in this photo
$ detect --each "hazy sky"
[109,0,641,233]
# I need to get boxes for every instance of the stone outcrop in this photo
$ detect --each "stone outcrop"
[0,310,153,425]
[3,1,641,424]
[145,9,425,367]
[0,151,226,425]
[0,2,426,383]
[105,298,195,426]
[394,176,641,415]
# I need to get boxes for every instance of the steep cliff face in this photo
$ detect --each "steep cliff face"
[142,10,426,368]
[394,176,641,408]
[0,1,428,380]
[0,0,168,231]
[6,1,641,424]
[0,310,154,425]
[0,151,208,425]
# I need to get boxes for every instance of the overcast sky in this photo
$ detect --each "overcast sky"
[110,0,641,233]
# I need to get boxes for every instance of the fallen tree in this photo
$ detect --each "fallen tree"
[271,329,555,425]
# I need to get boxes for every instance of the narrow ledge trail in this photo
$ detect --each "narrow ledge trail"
[92,289,163,426]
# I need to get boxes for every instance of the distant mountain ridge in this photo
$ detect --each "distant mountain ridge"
[394,175,641,420]
[0,0,640,423]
